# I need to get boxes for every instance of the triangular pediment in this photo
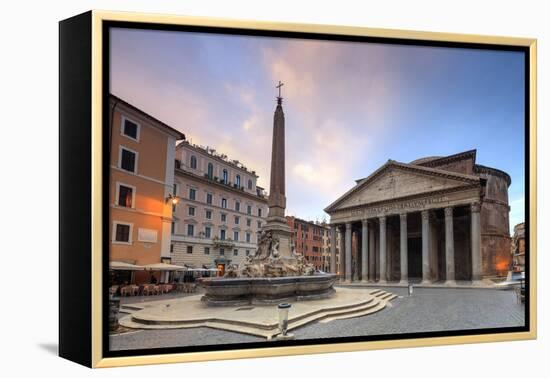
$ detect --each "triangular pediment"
[326,162,479,212]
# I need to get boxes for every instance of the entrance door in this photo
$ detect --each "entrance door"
[407,237,422,280]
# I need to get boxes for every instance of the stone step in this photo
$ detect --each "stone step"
[319,300,388,323]
[286,298,383,331]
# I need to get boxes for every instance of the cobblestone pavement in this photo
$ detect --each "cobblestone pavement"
[110,287,525,351]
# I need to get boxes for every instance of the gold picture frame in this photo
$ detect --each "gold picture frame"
[59,10,537,368]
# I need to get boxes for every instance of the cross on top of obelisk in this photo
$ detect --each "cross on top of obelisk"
[276,80,284,104]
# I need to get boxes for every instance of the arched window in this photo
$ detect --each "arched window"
[247,179,253,190]
[190,155,197,169]
[236,175,241,187]
[223,169,228,184]
[207,163,213,178]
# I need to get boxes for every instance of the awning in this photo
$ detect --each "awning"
[144,263,186,271]
[109,261,145,271]
[186,268,219,272]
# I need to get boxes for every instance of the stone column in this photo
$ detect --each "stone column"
[421,210,431,284]
[361,219,369,282]
[330,225,337,274]
[471,202,482,284]
[399,213,408,284]
[368,226,376,281]
[379,216,387,284]
[338,225,345,279]
[444,207,456,285]
[345,223,352,282]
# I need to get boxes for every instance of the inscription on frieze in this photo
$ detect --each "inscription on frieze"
[350,196,450,217]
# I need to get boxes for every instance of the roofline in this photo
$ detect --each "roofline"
[176,141,260,178]
[286,215,329,228]
[324,160,481,213]
[326,183,482,216]
[174,168,268,204]
[474,164,512,187]
[416,149,477,168]
[109,94,186,141]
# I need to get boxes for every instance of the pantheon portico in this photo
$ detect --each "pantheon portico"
[324,150,512,285]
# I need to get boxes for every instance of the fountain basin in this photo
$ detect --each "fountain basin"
[198,274,338,306]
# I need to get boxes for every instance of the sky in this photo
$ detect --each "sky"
[110,28,526,229]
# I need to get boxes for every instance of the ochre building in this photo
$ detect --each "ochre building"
[109,95,185,284]
[324,150,511,284]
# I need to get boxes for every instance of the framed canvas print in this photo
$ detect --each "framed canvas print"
[59,10,537,368]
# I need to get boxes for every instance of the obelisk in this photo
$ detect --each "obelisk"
[263,81,294,259]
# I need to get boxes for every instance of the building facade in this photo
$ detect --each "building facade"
[325,150,512,284]
[109,95,185,283]
[511,222,525,272]
[286,217,328,270]
[171,141,269,275]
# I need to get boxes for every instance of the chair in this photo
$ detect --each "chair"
[120,286,131,296]
[142,284,153,296]
[131,285,140,296]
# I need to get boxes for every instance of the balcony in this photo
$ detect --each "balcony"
[212,236,235,249]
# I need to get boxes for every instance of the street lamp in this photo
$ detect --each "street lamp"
[166,194,181,205]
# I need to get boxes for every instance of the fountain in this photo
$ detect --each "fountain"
[199,82,337,306]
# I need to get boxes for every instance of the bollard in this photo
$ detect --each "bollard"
[408,283,414,297]
[276,302,294,340]
[109,296,121,331]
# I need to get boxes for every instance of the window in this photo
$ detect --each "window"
[122,118,139,140]
[189,188,196,200]
[117,184,133,208]
[246,218,251,227]
[236,175,241,187]
[205,210,212,220]
[114,223,131,243]
[205,226,211,238]
[221,198,227,208]
[204,247,210,255]
[188,207,195,216]
[233,249,238,256]
[207,163,214,178]
[221,213,227,222]
[190,155,197,169]
[220,248,225,255]
[220,229,226,240]
[233,231,239,241]
[247,205,252,215]
[247,179,252,190]
[171,222,175,234]
[187,246,193,254]
[257,221,262,229]
[170,243,174,253]
[120,147,136,173]
[246,250,250,256]
[235,201,240,212]
[187,224,194,236]
[246,232,251,243]
[222,169,228,184]
[206,193,212,205]
[258,208,262,217]
[234,216,240,225]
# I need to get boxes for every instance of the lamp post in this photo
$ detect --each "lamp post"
[166,194,181,205]
[276,303,294,340]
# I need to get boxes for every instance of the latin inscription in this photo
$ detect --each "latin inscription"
[349,196,450,217]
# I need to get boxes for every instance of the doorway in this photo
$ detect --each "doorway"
[408,237,422,280]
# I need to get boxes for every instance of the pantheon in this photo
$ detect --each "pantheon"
[324,150,512,285]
